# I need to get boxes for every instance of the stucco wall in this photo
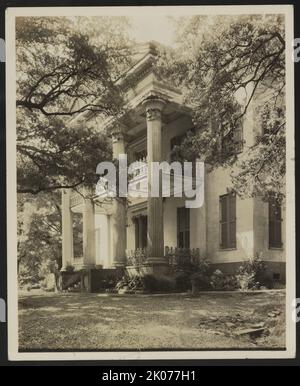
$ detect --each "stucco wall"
[206,167,255,264]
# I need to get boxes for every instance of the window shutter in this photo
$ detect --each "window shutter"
[220,193,236,249]
[269,201,282,248]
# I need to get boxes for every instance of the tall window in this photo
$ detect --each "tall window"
[219,193,236,249]
[177,207,190,248]
[269,200,282,248]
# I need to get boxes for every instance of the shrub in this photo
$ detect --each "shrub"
[236,253,269,290]
[255,269,274,289]
[190,272,211,293]
[169,257,211,294]
[173,269,192,292]
[142,274,176,293]
[197,257,210,276]
[40,273,56,292]
[210,269,238,291]
[115,276,129,291]
[115,275,146,293]
[127,276,145,291]
[189,256,211,293]
[18,264,40,288]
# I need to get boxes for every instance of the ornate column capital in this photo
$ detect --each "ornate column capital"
[112,130,125,144]
[106,120,127,143]
[109,122,127,159]
[142,98,166,121]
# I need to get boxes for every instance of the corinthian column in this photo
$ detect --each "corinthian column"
[82,192,95,267]
[61,189,74,270]
[142,97,166,264]
[110,126,127,268]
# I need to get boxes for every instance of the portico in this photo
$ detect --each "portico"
[61,89,185,274]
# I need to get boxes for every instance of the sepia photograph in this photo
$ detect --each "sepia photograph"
[5,5,295,360]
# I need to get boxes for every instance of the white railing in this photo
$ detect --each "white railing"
[129,157,148,180]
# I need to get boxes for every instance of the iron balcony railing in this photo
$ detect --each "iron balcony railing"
[164,246,200,266]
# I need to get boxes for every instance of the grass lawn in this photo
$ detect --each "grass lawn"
[18,290,286,351]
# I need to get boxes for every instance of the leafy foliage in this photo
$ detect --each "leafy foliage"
[185,257,211,292]
[16,16,130,116]
[16,16,132,194]
[141,275,176,293]
[210,270,238,291]
[17,192,79,287]
[236,253,269,290]
[157,15,286,200]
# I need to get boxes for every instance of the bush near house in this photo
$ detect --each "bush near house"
[112,253,276,294]
[41,253,277,295]
[142,274,176,293]
[210,270,238,291]
[173,269,193,292]
[61,271,82,291]
[90,268,123,293]
[175,257,211,293]
[115,274,175,293]
[236,253,274,290]
[190,254,276,292]
[19,258,60,292]
[190,272,211,294]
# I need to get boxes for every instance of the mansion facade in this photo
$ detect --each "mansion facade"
[61,42,285,289]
